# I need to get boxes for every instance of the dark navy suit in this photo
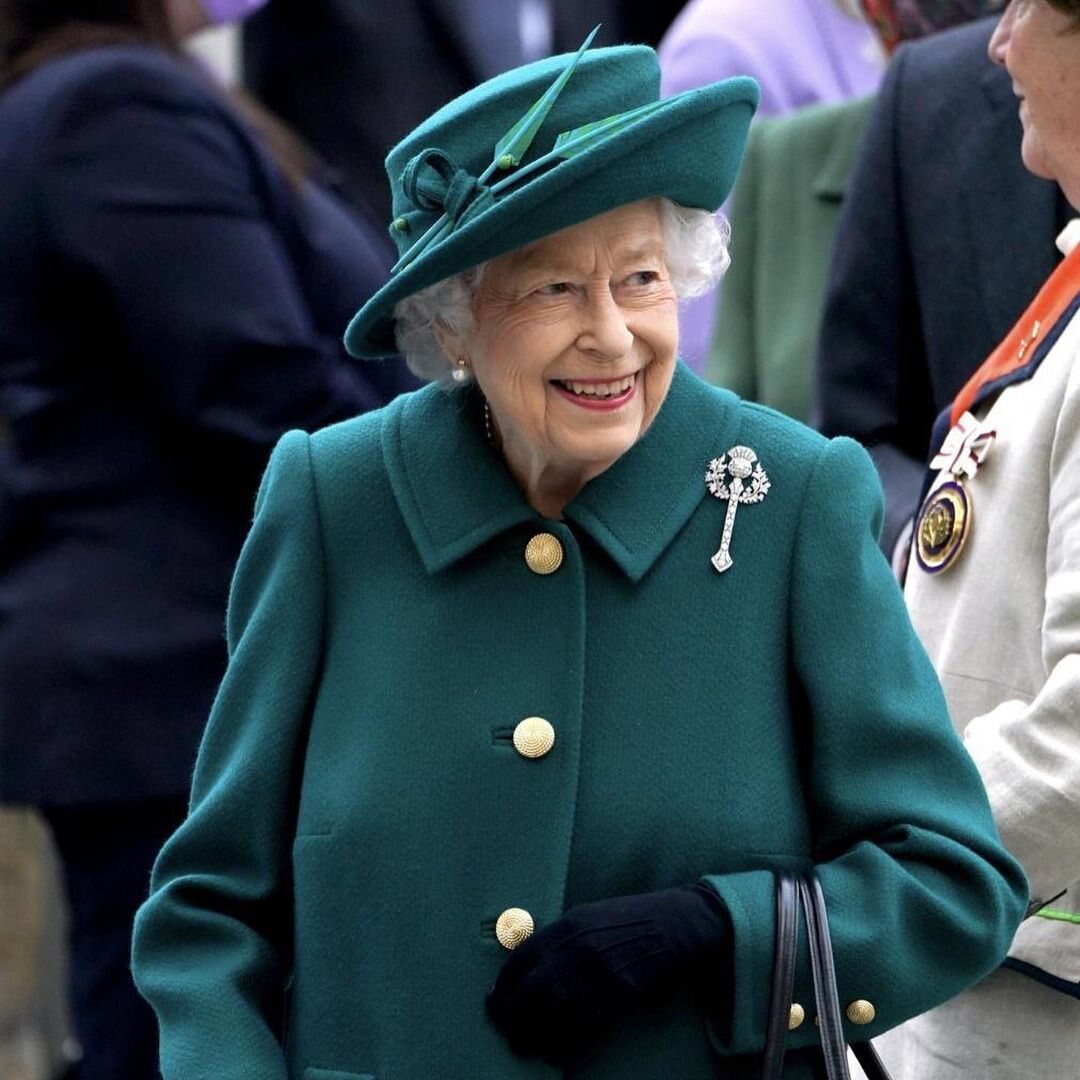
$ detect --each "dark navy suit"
[0,43,414,1078]
[814,17,1071,553]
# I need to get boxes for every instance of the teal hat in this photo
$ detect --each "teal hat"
[345,31,759,357]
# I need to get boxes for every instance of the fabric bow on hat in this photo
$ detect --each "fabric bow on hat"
[400,149,494,228]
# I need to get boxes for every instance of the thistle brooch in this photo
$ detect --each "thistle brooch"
[705,446,770,574]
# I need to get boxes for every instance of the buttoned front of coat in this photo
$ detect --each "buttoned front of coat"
[133,365,1027,1079]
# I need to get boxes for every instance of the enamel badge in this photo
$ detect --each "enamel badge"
[914,412,995,575]
[706,446,770,574]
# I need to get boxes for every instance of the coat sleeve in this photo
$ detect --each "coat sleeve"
[39,64,380,459]
[132,430,324,1080]
[962,342,1080,902]
[703,436,1028,1056]
[707,122,759,402]
[813,48,929,556]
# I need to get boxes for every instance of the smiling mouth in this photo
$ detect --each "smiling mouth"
[552,374,636,399]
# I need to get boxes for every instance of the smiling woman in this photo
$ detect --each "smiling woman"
[131,33,1030,1080]
[432,200,683,517]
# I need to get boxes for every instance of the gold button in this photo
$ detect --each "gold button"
[524,533,563,575]
[495,908,534,950]
[788,1003,805,1030]
[846,1000,875,1025]
[513,717,555,759]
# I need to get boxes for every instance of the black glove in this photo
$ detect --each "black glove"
[486,883,731,1065]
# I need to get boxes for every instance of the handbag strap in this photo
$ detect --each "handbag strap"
[799,874,851,1080]
[851,1038,893,1080]
[761,871,799,1080]
[762,871,895,1080]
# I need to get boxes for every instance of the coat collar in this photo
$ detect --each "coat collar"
[384,363,741,581]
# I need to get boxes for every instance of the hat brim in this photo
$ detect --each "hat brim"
[345,76,758,358]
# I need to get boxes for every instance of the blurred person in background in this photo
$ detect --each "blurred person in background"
[658,0,885,371]
[709,0,992,424]
[814,8,1069,560]
[0,0,415,1076]
[873,2,1080,1074]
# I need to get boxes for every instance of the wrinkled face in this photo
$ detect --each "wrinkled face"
[449,200,679,491]
[989,0,1080,207]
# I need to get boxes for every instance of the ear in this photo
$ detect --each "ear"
[433,319,467,365]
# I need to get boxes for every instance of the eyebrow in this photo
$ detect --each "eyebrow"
[510,240,666,276]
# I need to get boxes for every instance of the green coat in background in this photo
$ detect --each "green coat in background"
[710,97,875,422]
[132,365,1027,1079]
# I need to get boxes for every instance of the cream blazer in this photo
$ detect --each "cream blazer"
[905,224,1080,989]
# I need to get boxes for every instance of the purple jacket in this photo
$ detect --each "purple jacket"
[659,0,883,371]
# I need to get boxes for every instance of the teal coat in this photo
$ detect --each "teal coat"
[132,365,1026,1079]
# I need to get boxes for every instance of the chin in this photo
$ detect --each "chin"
[1019,137,1056,184]
[568,428,638,469]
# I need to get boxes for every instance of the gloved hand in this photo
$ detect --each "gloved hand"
[486,883,731,1065]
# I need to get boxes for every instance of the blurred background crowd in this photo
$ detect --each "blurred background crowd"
[1,0,1057,1077]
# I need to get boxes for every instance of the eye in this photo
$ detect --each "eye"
[628,270,661,287]
[536,282,571,296]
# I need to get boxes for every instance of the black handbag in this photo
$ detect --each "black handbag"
[761,871,893,1080]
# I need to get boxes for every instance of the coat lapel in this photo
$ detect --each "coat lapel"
[382,384,535,574]
[384,365,741,580]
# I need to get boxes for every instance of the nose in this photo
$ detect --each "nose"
[988,2,1015,67]
[576,286,634,359]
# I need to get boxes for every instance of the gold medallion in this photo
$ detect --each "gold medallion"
[914,480,971,574]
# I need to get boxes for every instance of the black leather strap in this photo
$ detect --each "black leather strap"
[761,871,894,1080]
[800,875,850,1080]
[851,1038,893,1080]
[761,872,798,1080]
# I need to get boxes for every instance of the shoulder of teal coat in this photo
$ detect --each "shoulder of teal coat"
[726,405,884,544]
[307,385,400,465]
[728,398,834,490]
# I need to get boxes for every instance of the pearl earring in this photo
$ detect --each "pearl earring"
[451,356,470,383]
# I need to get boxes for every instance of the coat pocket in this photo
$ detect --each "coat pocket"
[304,1070,375,1080]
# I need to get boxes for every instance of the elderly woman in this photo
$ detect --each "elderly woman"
[131,40,1027,1078]
[873,2,1080,1077]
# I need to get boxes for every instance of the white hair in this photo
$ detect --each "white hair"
[392,198,731,385]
